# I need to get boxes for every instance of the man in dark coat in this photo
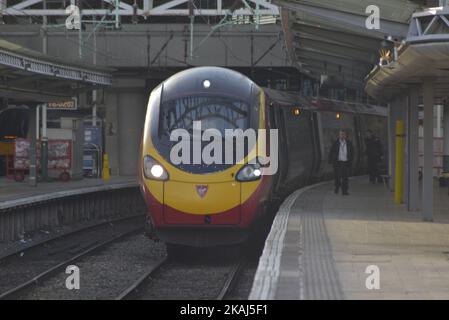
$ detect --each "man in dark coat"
[365,130,383,184]
[328,130,354,195]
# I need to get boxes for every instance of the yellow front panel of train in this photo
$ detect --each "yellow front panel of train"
[164,181,241,214]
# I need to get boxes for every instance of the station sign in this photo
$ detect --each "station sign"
[47,98,78,110]
[84,126,102,148]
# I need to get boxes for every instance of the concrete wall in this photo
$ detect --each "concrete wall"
[0,186,145,241]
[106,78,148,176]
[117,91,147,176]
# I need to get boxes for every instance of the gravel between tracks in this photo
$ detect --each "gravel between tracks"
[136,260,235,300]
[17,233,166,300]
[0,217,144,294]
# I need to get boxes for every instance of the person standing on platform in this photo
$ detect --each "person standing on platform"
[328,130,354,195]
[365,130,383,184]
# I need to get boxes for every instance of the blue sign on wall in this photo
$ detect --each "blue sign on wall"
[84,126,102,148]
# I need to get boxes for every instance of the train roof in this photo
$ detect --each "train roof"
[160,67,257,103]
[263,88,387,117]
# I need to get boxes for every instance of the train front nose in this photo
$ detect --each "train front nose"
[163,180,241,225]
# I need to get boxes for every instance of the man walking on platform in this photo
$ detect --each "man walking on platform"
[328,130,354,195]
[364,129,383,184]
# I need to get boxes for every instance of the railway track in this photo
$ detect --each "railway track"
[115,256,169,300]
[0,215,145,300]
[1,214,255,300]
[0,214,144,262]
[116,256,247,300]
[215,259,246,300]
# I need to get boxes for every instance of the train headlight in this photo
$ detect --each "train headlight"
[143,155,168,181]
[203,79,211,88]
[236,164,262,182]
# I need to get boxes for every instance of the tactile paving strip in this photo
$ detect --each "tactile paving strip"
[293,189,344,300]
[249,181,341,300]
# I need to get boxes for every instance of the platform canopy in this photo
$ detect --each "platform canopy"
[366,6,449,101]
[0,39,113,104]
[275,0,425,89]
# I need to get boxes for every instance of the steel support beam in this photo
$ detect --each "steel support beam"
[422,78,434,222]
[4,0,280,16]
[388,96,404,190]
[407,85,420,211]
[444,101,449,172]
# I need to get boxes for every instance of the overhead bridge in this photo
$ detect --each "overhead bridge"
[0,0,286,70]
[0,24,287,70]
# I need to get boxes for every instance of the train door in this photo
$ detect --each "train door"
[281,107,315,190]
[310,112,322,182]
[267,101,282,197]
[273,105,289,195]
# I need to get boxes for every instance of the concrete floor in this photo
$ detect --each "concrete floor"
[325,178,449,299]
[251,177,449,300]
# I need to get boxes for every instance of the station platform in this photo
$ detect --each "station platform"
[0,176,138,210]
[250,176,449,300]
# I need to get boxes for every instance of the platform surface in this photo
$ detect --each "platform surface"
[0,176,138,208]
[250,177,449,300]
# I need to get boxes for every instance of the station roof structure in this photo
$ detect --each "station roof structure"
[366,6,449,101]
[275,0,426,90]
[0,39,113,104]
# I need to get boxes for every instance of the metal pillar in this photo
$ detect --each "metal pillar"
[42,0,47,54]
[395,120,405,204]
[29,106,37,187]
[408,86,420,211]
[40,103,48,180]
[388,101,394,189]
[403,94,409,205]
[422,78,434,222]
[443,100,449,172]
[36,104,40,140]
[388,97,402,191]
[92,15,98,127]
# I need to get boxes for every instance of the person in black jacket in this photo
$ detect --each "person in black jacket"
[365,130,383,184]
[328,130,354,195]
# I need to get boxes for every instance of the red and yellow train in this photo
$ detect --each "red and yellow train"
[138,67,387,251]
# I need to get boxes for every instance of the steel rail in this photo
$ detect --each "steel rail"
[0,227,143,300]
[0,213,144,262]
[216,259,246,300]
[115,257,169,300]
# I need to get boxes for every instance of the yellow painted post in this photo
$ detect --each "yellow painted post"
[102,154,110,181]
[395,120,405,204]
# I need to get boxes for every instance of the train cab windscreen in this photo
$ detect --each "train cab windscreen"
[155,95,255,173]
[159,96,250,136]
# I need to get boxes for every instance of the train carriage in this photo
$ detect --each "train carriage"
[139,67,387,250]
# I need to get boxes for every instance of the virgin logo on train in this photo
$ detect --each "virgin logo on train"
[196,185,209,198]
